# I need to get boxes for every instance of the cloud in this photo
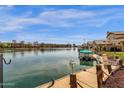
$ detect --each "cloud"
[15,31,93,44]
[1,6,124,34]
[37,7,124,28]
[40,9,95,19]
[0,7,95,33]
[1,6,124,44]
[15,32,56,42]
[67,35,86,40]
[0,5,14,10]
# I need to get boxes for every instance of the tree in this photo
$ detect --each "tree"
[12,40,16,48]
[20,41,25,48]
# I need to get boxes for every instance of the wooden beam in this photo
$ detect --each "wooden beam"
[70,74,77,88]
[106,64,112,74]
[96,65,103,88]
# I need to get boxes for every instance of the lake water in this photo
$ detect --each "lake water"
[3,48,91,88]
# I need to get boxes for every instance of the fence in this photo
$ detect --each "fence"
[96,60,124,88]
[69,60,124,88]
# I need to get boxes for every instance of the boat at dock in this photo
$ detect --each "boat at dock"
[78,49,99,66]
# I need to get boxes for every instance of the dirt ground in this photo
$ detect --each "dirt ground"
[104,67,124,88]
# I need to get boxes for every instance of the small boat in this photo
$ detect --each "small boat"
[79,49,99,66]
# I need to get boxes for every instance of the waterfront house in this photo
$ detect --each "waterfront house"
[86,31,124,52]
[107,31,124,51]
[92,40,112,52]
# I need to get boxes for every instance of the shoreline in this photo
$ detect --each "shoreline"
[37,64,118,88]
[0,47,75,53]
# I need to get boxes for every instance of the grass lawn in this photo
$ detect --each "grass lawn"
[105,52,124,58]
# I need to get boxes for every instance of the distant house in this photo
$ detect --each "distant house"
[107,31,124,51]
[93,40,111,45]
[87,41,93,45]
[120,41,124,52]
[107,31,124,41]
[92,40,112,51]
[85,31,124,52]
[86,31,124,52]
[87,41,94,49]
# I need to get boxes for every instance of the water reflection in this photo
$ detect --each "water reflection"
[73,47,76,51]
[3,48,90,88]
[34,50,39,56]
[3,48,71,57]
[20,51,24,56]
[12,51,16,58]
[40,49,45,54]
[7,48,73,58]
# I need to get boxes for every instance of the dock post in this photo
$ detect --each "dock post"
[0,54,3,88]
[106,64,112,74]
[119,60,123,67]
[96,65,103,88]
[69,60,77,88]
[70,74,77,88]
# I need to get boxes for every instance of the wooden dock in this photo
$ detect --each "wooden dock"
[37,64,117,88]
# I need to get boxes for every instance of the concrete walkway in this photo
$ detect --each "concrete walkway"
[37,64,117,88]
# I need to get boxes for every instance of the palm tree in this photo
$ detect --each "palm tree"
[33,41,39,48]
[27,42,32,48]
[12,40,16,48]
[20,41,25,48]
[40,43,44,48]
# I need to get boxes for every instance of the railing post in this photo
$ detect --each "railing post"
[106,64,112,74]
[70,74,77,88]
[0,54,3,88]
[119,60,123,67]
[96,65,103,88]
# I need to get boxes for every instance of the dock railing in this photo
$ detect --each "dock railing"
[0,54,11,88]
[69,60,124,88]
[96,60,124,88]
[38,58,124,88]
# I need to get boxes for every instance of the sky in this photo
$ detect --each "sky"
[0,5,124,44]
